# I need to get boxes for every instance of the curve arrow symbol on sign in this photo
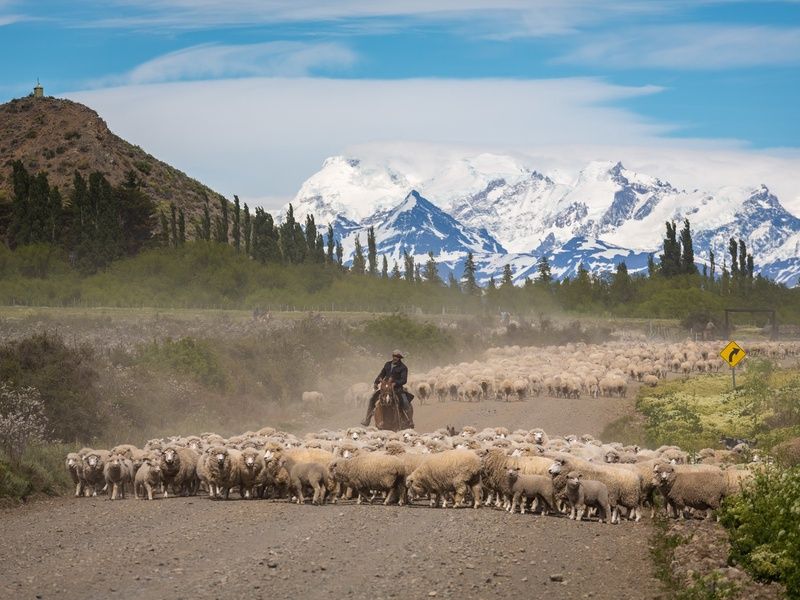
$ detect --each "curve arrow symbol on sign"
[728,348,741,363]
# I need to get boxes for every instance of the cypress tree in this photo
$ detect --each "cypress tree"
[233,195,241,252]
[315,233,325,261]
[178,208,186,245]
[403,251,415,283]
[326,224,335,263]
[660,221,681,276]
[680,218,696,274]
[381,255,388,278]
[367,226,378,276]
[214,196,229,244]
[242,203,251,255]
[424,251,441,284]
[501,264,514,288]
[170,203,178,248]
[335,241,343,266]
[746,254,754,280]
[709,250,716,282]
[462,251,478,294]
[351,235,366,274]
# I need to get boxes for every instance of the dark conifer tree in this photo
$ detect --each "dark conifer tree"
[201,194,212,241]
[535,256,552,285]
[660,221,681,276]
[501,264,514,288]
[647,253,656,277]
[709,250,716,282]
[414,263,422,284]
[315,233,325,262]
[746,254,754,281]
[304,214,317,262]
[335,241,343,266]
[738,239,747,276]
[486,276,496,290]
[462,251,478,294]
[381,255,388,278]
[367,226,378,276]
[448,272,460,291]
[424,251,441,284]
[403,251,415,283]
[391,262,401,280]
[729,238,739,277]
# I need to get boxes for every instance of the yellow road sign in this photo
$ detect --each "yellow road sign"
[720,341,746,368]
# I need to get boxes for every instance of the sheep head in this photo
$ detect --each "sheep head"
[548,458,566,476]
[565,471,583,489]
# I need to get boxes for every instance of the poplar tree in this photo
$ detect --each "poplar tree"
[729,238,739,277]
[214,196,229,244]
[233,195,241,252]
[201,194,211,241]
[242,203,251,255]
[335,241,343,266]
[326,224,335,263]
[403,251,415,283]
[391,262,402,280]
[160,210,170,246]
[381,255,389,278]
[709,250,716,282]
[680,218,696,274]
[304,214,317,262]
[315,233,325,262]
[738,239,747,276]
[660,221,681,276]
[351,235,366,274]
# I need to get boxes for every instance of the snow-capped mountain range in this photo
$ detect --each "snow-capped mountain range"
[284,154,800,286]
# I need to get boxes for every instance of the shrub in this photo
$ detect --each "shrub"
[358,314,455,360]
[719,465,800,595]
[137,337,227,390]
[0,383,47,463]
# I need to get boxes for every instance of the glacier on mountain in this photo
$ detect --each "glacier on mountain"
[286,154,800,286]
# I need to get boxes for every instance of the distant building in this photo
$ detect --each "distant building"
[33,79,44,98]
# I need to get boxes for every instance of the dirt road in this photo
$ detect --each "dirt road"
[1,494,661,600]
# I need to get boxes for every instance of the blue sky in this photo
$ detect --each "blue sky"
[1,1,799,208]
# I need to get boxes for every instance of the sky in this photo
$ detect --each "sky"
[1,1,799,211]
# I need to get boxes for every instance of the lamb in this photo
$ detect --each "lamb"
[565,471,611,523]
[548,455,642,523]
[134,458,162,500]
[481,449,552,509]
[328,453,407,505]
[642,374,659,387]
[506,467,556,515]
[65,452,86,497]
[406,450,482,509]
[104,453,134,500]
[280,455,328,505]
[159,445,199,497]
[652,463,727,519]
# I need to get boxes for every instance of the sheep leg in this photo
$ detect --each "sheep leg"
[470,482,482,509]
[454,483,468,508]
[576,505,585,521]
[569,505,576,520]
[75,482,82,497]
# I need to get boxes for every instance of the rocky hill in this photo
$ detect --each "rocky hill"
[0,95,226,232]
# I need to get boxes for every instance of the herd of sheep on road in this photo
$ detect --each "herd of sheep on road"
[65,340,797,522]
[345,340,799,406]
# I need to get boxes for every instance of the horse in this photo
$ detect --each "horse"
[374,377,413,432]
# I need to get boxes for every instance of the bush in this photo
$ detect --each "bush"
[719,466,800,595]
[358,314,455,360]
[0,333,104,443]
[0,383,47,463]
[0,442,74,499]
[137,337,227,390]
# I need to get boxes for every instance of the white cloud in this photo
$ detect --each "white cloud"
[96,42,356,86]
[560,25,800,69]
[63,76,800,215]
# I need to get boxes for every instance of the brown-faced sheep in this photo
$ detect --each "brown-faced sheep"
[565,471,611,523]
[406,450,482,509]
[159,446,199,498]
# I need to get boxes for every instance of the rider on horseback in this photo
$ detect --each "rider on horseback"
[361,350,414,428]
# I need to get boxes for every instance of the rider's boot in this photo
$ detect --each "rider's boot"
[360,409,373,427]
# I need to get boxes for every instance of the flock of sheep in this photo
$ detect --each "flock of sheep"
[66,423,763,523]
[345,340,800,407]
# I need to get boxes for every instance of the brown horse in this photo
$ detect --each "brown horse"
[374,378,413,432]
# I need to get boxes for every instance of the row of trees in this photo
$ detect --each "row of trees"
[7,162,156,272]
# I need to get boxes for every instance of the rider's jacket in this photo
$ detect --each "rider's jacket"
[374,360,408,388]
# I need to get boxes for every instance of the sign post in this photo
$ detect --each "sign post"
[720,341,746,389]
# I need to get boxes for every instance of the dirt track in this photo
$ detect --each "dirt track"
[0,391,664,600]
